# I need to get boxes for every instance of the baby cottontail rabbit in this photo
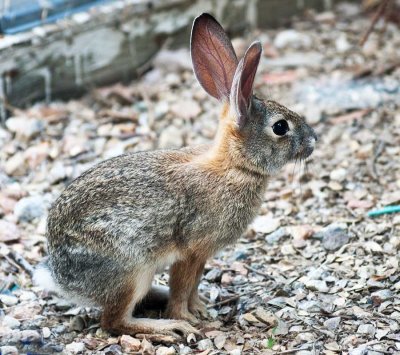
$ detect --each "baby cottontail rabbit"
[34,13,316,338]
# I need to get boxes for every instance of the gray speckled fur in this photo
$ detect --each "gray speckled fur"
[40,94,317,309]
[45,143,269,305]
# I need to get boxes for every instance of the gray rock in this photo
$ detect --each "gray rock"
[156,346,176,355]
[314,223,350,251]
[204,268,222,282]
[197,338,214,350]
[14,196,46,222]
[49,162,67,184]
[65,341,86,354]
[20,329,41,344]
[4,152,26,176]
[2,316,21,329]
[295,78,400,112]
[265,227,289,244]
[298,300,321,313]
[274,30,312,49]
[69,315,86,332]
[104,344,123,355]
[266,52,323,68]
[357,324,376,337]
[179,345,192,355]
[154,101,169,120]
[0,346,19,355]
[330,168,347,182]
[324,317,341,331]
[42,327,51,338]
[6,117,44,140]
[0,220,21,242]
[0,294,18,306]
[335,34,351,53]
[305,279,329,293]
[371,289,393,304]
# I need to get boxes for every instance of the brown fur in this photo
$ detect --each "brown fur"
[34,13,316,339]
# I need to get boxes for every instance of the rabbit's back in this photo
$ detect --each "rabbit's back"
[48,148,197,259]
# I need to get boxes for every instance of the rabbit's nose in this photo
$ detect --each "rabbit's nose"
[308,136,316,149]
[310,127,318,142]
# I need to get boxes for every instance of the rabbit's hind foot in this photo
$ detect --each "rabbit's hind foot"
[100,276,199,339]
[102,308,198,339]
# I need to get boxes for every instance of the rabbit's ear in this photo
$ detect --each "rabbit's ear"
[191,13,238,100]
[230,41,262,129]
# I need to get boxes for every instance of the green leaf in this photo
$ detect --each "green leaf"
[267,337,275,349]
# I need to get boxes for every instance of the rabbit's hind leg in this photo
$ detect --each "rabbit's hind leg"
[101,268,197,338]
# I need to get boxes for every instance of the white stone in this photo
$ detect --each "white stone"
[14,196,46,222]
[2,316,21,329]
[335,33,351,53]
[65,342,86,354]
[274,30,312,49]
[330,168,347,182]
[6,117,44,140]
[42,327,51,338]
[197,338,214,350]
[0,294,18,306]
[0,346,19,355]
[156,346,176,355]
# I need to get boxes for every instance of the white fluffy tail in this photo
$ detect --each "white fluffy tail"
[32,260,97,307]
[32,262,60,293]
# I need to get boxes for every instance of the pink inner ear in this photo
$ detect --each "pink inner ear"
[240,42,262,106]
[230,42,262,128]
[191,13,238,100]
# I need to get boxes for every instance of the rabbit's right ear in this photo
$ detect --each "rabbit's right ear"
[230,41,262,129]
[191,13,238,100]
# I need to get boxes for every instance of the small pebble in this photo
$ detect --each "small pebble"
[2,316,20,329]
[156,346,176,355]
[357,324,376,336]
[14,196,46,222]
[65,341,86,354]
[42,327,51,338]
[0,346,19,355]
[324,317,341,331]
[0,294,19,306]
[120,334,141,352]
[20,329,41,344]
[197,338,214,350]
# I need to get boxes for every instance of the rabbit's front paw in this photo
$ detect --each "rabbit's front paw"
[165,306,200,325]
[189,296,209,320]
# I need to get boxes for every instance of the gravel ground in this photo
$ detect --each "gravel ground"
[1,2,400,354]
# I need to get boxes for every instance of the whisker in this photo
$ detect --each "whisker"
[298,159,304,198]
[292,158,298,187]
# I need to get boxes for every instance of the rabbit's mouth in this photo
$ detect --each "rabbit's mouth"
[294,136,316,160]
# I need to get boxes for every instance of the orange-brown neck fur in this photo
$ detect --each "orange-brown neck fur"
[195,102,267,183]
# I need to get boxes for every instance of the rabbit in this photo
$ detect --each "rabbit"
[33,13,317,339]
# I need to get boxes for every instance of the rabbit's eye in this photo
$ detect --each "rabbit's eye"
[272,120,289,136]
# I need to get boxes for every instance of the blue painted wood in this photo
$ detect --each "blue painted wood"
[0,0,111,34]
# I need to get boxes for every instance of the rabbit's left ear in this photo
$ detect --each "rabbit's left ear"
[191,13,238,101]
[230,41,262,129]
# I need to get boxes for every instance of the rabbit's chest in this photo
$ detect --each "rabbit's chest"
[183,184,265,247]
